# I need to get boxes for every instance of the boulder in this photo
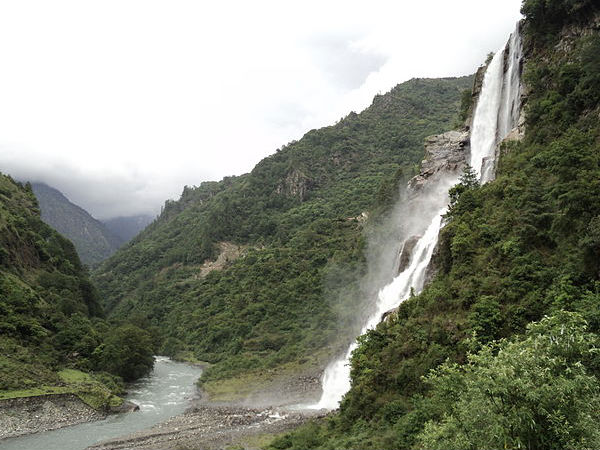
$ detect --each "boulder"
[397,235,421,274]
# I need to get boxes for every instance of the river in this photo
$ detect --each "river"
[0,357,203,450]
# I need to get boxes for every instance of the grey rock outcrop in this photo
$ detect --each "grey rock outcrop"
[381,307,398,322]
[196,241,246,279]
[553,12,600,55]
[276,168,312,201]
[397,235,421,274]
[408,130,469,193]
[464,63,489,130]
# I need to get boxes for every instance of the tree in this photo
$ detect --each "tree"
[418,311,600,450]
[446,165,479,217]
[521,0,598,37]
[94,324,154,381]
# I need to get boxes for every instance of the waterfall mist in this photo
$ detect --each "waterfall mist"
[309,174,460,410]
[309,23,523,411]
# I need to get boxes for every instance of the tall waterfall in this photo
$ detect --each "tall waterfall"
[471,24,522,182]
[310,24,522,411]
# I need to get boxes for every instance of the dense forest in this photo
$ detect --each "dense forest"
[270,0,600,448]
[92,76,473,384]
[0,174,154,409]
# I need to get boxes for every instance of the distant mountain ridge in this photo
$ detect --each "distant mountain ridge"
[31,183,123,266]
[103,214,154,243]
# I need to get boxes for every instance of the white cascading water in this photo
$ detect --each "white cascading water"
[312,210,446,408]
[497,28,523,142]
[472,23,522,182]
[309,24,522,410]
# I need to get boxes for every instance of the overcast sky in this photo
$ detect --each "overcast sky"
[0,0,522,219]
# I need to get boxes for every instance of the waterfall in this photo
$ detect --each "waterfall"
[312,210,446,409]
[471,23,522,182]
[310,24,522,411]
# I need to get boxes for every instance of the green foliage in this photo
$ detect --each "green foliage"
[0,367,124,410]
[0,336,60,390]
[455,89,474,126]
[0,173,103,348]
[0,173,154,401]
[418,312,600,450]
[275,5,600,449]
[94,76,473,381]
[521,0,599,42]
[269,421,327,450]
[446,165,479,217]
[94,324,154,381]
[372,168,408,217]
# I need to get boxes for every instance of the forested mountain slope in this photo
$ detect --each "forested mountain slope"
[102,214,154,244]
[31,183,123,266]
[271,1,600,449]
[0,174,153,407]
[93,76,473,382]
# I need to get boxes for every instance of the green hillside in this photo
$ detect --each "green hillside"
[272,1,600,449]
[31,183,123,266]
[0,174,153,407]
[93,76,473,383]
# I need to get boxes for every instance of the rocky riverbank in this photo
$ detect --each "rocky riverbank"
[0,394,140,441]
[0,360,325,449]
[0,394,105,440]
[88,404,326,450]
[88,366,326,449]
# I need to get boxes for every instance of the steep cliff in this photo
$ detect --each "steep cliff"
[102,214,154,243]
[273,2,600,449]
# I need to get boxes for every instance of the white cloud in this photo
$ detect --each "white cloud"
[0,0,522,219]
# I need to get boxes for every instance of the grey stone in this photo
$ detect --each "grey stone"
[408,130,469,193]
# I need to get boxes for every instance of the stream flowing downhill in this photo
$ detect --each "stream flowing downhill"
[0,357,203,450]
[311,23,523,410]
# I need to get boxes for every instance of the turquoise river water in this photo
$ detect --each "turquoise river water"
[0,357,203,450]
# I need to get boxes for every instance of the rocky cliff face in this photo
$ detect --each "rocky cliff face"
[276,168,313,201]
[396,235,420,274]
[407,53,492,195]
[552,11,600,53]
[196,241,246,279]
[407,130,470,193]
[383,128,470,322]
